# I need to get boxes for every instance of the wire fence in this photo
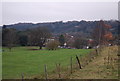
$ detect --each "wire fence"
[20,48,100,79]
[19,46,119,79]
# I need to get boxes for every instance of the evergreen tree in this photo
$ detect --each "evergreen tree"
[59,35,65,46]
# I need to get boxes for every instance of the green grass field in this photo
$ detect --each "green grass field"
[2,47,93,79]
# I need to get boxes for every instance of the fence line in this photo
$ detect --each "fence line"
[44,64,48,80]
[70,56,72,74]
[20,49,100,79]
[42,50,99,79]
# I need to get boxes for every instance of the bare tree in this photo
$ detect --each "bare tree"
[28,27,51,49]
[92,20,113,46]
[73,37,87,49]
[72,33,87,49]
[2,28,18,51]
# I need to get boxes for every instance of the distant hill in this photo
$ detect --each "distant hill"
[3,20,119,35]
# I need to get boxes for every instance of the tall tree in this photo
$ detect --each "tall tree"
[2,28,18,51]
[59,35,65,46]
[92,20,113,46]
[28,27,51,49]
[18,31,28,46]
[73,37,87,49]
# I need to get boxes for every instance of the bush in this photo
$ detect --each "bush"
[46,40,60,50]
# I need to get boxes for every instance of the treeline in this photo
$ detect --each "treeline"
[58,20,119,49]
[2,20,120,51]
[4,20,119,35]
[2,26,51,51]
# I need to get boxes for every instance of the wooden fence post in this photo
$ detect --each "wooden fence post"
[70,56,72,74]
[21,73,24,81]
[58,63,61,78]
[44,64,48,80]
[96,49,98,55]
[56,63,61,78]
[104,57,106,66]
[76,55,82,69]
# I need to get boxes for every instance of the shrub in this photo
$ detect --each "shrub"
[46,40,60,50]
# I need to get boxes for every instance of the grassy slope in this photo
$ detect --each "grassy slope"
[68,46,119,79]
[2,47,92,79]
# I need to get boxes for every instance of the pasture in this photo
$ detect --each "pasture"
[2,47,93,79]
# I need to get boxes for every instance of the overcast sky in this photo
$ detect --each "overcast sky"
[1,1,118,25]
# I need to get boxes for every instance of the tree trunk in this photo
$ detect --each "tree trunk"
[9,47,12,52]
[39,46,42,49]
